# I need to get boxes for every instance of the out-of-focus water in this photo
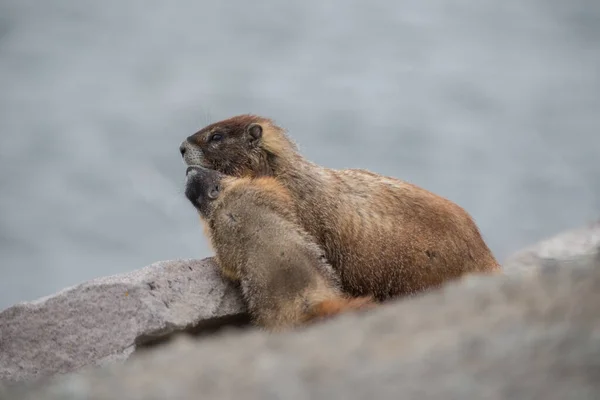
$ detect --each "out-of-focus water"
[1,0,598,310]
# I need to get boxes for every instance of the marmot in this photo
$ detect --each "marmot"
[184,165,374,331]
[180,115,501,301]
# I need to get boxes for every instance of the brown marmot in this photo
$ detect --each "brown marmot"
[184,165,374,331]
[179,115,501,301]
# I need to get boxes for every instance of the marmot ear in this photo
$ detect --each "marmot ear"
[247,123,263,143]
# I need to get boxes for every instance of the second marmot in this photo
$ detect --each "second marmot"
[184,165,374,332]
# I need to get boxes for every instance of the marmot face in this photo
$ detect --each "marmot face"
[184,166,225,219]
[179,115,270,177]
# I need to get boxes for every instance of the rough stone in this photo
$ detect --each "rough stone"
[0,258,245,383]
[2,247,599,400]
[3,224,600,398]
[502,220,600,276]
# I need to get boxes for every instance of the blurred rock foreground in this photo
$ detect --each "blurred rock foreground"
[1,222,599,399]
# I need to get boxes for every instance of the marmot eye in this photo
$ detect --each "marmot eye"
[210,133,223,142]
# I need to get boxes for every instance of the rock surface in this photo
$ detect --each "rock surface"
[0,258,245,383]
[2,224,600,399]
[2,247,599,400]
[502,220,600,276]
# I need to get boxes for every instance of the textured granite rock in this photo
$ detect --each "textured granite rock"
[3,223,600,398]
[502,220,600,276]
[2,246,599,400]
[0,258,245,383]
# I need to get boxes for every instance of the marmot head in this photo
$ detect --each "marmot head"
[179,114,297,177]
[184,165,226,219]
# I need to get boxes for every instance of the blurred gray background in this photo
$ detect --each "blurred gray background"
[1,0,598,310]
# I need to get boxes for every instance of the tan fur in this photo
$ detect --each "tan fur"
[181,115,502,301]
[185,169,374,332]
[308,296,377,321]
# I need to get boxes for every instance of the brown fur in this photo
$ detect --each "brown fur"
[184,166,374,332]
[180,115,502,301]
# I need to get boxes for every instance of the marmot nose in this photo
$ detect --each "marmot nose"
[186,166,201,176]
[179,143,187,157]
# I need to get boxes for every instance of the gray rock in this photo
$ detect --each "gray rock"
[3,248,599,400]
[502,220,600,276]
[0,258,245,383]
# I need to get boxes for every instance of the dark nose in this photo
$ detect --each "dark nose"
[179,143,187,157]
